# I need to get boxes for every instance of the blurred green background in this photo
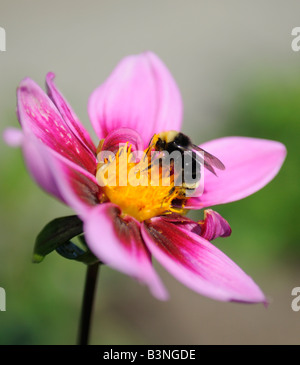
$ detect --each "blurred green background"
[1,0,300,344]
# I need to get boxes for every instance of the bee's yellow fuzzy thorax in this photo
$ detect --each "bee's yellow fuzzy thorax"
[155,130,178,144]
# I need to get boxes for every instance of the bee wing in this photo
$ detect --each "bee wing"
[192,144,225,176]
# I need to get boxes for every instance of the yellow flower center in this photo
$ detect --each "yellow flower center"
[96,141,186,221]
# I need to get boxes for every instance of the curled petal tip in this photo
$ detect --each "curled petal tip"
[198,209,232,241]
[46,72,56,81]
[18,77,35,91]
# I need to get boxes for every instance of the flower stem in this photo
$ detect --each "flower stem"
[77,262,100,345]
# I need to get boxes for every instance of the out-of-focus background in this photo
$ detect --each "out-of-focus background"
[0,0,300,344]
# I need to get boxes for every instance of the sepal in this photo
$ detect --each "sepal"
[56,235,99,265]
[33,215,84,263]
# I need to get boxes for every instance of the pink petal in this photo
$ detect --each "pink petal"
[47,147,100,218]
[157,214,194,224]
[19,132,66,202]
[15,131,99,213]
[46,72,96,154]
[198,209,231,241]
[158,214,203,235]
[186,137,287,209]
[3,127,23,147]
[160,210,231,241]
[142,217,266,303]
[17,77,97,174]
[88,52,182,147]
[84,204,168,300]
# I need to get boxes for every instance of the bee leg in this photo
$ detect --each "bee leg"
[141,151,162,172]
[168,186,176,196]
[160,186,176,208]
[144,134,159,161]
[143,145,152,161]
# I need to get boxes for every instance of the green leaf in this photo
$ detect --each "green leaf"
[56,237,99,265]
[33,215,83,263]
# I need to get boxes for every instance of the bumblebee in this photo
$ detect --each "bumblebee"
[149,130,225,193]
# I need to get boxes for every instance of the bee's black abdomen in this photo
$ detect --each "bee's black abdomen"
[166,141,179,154]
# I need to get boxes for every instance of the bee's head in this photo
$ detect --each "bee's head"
[155,137,166,151]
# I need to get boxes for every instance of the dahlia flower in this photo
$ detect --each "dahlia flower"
[4,52,286,304]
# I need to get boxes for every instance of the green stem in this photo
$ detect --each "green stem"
[77,263,100,345]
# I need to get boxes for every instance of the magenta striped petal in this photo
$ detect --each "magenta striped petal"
[17,77,97,174]
[198,209,231,241]
[186,137,287,209]
[88,52,183,147]
[142,217,266,303]
[159,210,231,241]
[84,204,168,300]
[46,72,96,154]
[12,132,66,202]
[46,148,100,218]
[13,131,100,214]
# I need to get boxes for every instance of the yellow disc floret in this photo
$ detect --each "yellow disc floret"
[96,141,186,221]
